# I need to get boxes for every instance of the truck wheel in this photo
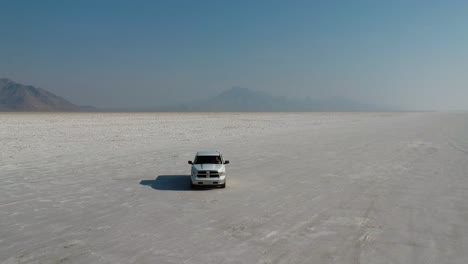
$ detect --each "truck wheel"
[220,182,226,188]
[191,183,197,189]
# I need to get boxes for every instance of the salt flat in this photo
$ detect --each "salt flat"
[1,112,468,264]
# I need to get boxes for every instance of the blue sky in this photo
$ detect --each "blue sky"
[1,0,468,110]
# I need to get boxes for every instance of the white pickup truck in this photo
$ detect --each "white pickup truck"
[188,151,229,188]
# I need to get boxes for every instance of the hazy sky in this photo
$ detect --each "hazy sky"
[1,0,468,110]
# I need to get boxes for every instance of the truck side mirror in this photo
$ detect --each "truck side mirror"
[224,160,229,164]
[188,161,193,164]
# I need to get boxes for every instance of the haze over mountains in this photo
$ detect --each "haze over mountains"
[154,87,389,112]
[0,78,389,112]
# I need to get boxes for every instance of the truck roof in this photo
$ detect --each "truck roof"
[196,151,220,156]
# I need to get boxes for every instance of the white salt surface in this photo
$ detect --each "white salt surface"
[1,112,468,263]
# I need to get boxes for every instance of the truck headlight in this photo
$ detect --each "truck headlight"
[219,171,225,176]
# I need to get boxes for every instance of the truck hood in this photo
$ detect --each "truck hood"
[193,164,224,171]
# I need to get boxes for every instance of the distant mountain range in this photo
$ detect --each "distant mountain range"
[0,78,390,112]
[154,87,390,112]
[0,78,83,111]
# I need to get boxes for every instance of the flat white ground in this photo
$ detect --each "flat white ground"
[1,112,468,264]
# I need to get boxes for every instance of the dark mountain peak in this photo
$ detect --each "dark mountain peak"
[0,78,81,111]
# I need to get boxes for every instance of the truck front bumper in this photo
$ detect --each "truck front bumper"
[191,175,226,186]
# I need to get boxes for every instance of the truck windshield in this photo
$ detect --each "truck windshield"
[194,156,222,164]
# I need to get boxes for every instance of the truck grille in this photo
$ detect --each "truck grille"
[197,171,219,178]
